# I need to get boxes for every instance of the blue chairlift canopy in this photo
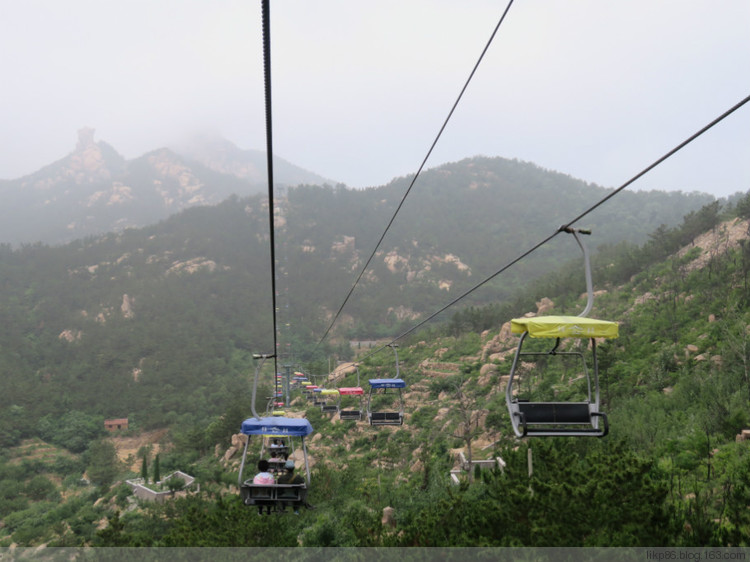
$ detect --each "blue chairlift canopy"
[369,378,406,389]
[241,416,314,437]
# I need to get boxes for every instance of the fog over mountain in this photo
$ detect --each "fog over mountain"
[0,129,332,246]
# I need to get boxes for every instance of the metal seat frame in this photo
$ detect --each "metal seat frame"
[240,482,308,512]
[506,332,608,437]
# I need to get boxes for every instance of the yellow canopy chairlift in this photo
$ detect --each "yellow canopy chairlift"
[505,228,618,437]
[320,389,340,414]
[312,387,326,407]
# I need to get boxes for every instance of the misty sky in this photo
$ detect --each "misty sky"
[1,1,748,197]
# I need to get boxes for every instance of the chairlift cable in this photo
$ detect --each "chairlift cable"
[314,0,517,351]
[352,93,750,364]
[261,0,279,379]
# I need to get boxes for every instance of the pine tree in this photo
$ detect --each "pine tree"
[140,455,148,483]
[153,454,161,484]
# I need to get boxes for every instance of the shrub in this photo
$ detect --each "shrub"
[25,475,59,502]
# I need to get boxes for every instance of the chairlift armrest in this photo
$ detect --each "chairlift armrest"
[515,411,528,438]
[591,411,608,438]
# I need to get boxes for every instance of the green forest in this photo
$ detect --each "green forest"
[1,156,750,548]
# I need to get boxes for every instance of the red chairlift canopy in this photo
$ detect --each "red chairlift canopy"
[338,387,364,396]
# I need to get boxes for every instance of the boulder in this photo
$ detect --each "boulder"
[382,507,396,528]
[479,363,498,377]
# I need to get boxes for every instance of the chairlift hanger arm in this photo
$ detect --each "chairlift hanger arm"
[250,353,277,420]
[556,227,594,318]
[549,337,561,355]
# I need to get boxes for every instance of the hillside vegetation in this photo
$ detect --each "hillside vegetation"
[0,156,717,443]
[4,188,750,546]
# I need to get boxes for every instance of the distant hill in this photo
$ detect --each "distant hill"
[276,157,716,335]
[0,128,333,246]
[0,158,720,434]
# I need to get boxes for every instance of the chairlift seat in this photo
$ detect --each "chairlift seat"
[514,402,609,437]
[267,459,287,473]
[267,442,289,453]
[518,401,591,424]
[369,411,403,426]
[240,482,307,509]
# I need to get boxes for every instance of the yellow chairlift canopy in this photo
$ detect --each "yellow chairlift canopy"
[511,315,618,339]
[320,389,339,396]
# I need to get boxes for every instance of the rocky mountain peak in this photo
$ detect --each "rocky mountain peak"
[67,127,111,183]
[76,127,96,152]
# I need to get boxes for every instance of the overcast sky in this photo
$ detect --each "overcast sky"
[1,0,748,197]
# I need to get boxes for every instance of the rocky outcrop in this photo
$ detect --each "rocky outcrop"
[221,434,248,465]
[58,329,82,342]
[166,258,219,275]
[677,218,750,273]
[382,507,396,529]
[121,294,135,319]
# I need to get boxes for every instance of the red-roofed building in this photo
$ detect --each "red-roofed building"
[104,418,128,431]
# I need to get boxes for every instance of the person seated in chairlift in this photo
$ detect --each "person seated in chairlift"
[268,452,287,473]
[253,459,275,485]
[252,459,275,515]
[277,459,305,514]
[269,451,287,461]
[277,459,304,485]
